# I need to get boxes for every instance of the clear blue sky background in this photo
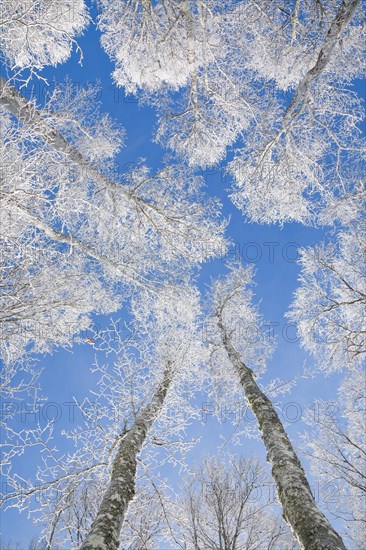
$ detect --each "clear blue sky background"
[1,7,362,548]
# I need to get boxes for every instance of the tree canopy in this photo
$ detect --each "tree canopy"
[0,1,364,549]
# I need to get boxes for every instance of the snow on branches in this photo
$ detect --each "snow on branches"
[289,225,366,372]
[98,0,364,225]
[1,286,207,548]
[173,455,297,549]
[0,1,89,72]
[302,368,366,548]
[0,79,227,364]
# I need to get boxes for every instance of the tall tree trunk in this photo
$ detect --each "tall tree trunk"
[80,365,173,550]
[217,317,346,550]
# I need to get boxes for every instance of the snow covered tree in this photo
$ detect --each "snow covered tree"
[0,77,226,365]
[2,2,362,222]
[80,363,175,549]
[302,368,366,549]
[0,3,364,547]
[98,0,270,167]
[1,285,207,548]
[98,1,364,226]
[288,225,366,372]
[228,0,365,224]
[0,0,89,74]
[209,263,346,549]
[98,0,208,94]
[173,454,297,549]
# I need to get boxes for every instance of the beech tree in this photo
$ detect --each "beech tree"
[209,263,346,550]
[288,225,366,372]
[302,368,366,549]
[1,285,207,548]
[0,77,226,365]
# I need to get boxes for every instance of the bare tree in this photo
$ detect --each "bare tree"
[120,484,167,549]
[173,455,297,550]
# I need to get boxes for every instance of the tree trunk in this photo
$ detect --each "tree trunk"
[217,318,346,550]
[80,366,173,550]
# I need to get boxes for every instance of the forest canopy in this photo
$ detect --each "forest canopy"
[0,1,364,549]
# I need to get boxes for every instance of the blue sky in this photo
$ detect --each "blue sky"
[1,8,360,548]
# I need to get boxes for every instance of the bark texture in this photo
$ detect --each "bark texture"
[217,318,346,550]
[80,366,172,550]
